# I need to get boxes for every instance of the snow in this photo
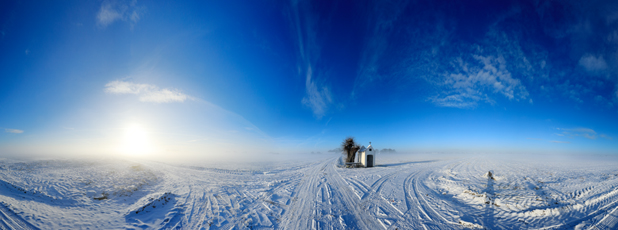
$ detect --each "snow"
[1,153,618,229]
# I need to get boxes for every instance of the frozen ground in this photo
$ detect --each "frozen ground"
[1,153,618,229]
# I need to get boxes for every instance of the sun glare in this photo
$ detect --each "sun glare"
[121,124,153,156]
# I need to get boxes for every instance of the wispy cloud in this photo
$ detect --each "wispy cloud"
[97,2,123,26]
[353,0,410,96]
[350,1,618,110]
[430,55,529,108]
[290,1,333,119]
[550,140,570,144]
[578,54,608,73]
[104,80,191,103]
[301,67,332,119]
[528,137,576,144]
[428,94,484,109]
[562,127,596,139]
[594,95,614,108]
[97,0,144,28]
[556,81,585,103]
[556,127,611,140]
[5,129,23,134]
[532,1,618,105]
[352,4,545,109]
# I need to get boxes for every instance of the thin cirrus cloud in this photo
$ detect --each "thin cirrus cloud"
[104,80,191,103]
[96,0,144,28]
[430,55,530,108]
[578,54,608,73]
[528,138,575,144]
[350,1,618,111]
[290,1,333,119]
[353,4,535,109]
[558,128,597,139]
[550,140,570,144]
[5,129,24,134]
[600,134,613,140]
[556,128,612,140]
[352,0,410,97]
[301,67,332,119]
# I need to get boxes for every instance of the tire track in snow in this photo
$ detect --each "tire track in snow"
[401,165,471,229]
[590,201,618,229]
[403,169,430,220]
[356,168,410,229]
[360,169,400,200]
[328,159,384,230]
[0,201,38,230]
[281,157,383,229]
[536,187,618,230]
[280,158,333,229]
[346,178,369,198]
[4,155,618,229]
[168,158,315,230]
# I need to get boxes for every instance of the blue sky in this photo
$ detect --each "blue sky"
[1,0,617,160]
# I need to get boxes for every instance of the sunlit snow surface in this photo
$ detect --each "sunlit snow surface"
[1,153,618,229]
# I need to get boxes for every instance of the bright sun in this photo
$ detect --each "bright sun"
[121,124,153,156]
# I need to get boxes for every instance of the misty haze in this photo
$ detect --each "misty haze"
[1,0,618,229]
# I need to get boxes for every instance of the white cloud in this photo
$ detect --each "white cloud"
[97,2,124,26]
[430,55,529,108]
[104,80,190,103]
[353,1,411,95]
[301,66,332,119]
[289,2,334,119]
[550,140,570,144]
[606,11,618,25]
[578,54,608,72]
[556,81,585,103]
[130,10,140,24]
[104,80,153,94]
[96,0,143,28]
[594,95,614,108]
[558,127,598,139]
[608,30,618,43]
[570,128,596,134]
[139,89,188,103]
[428,94,489,109]
[600,134,613,140]
[5,129,23,134]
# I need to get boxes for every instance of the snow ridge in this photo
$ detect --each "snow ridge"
[0,155,617,229]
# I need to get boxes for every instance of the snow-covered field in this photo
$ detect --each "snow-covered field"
[1,153,618,229]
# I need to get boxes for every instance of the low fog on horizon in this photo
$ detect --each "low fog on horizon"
[5,2,618,229]
[1,0,618,162]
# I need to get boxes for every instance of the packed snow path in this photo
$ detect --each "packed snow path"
[1,154,618,229]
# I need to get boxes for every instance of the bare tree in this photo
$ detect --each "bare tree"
[342,137,360,163]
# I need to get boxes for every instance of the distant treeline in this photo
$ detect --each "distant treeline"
[328,148,342,153]
[380,148,396,153]
[327,148,396,153]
